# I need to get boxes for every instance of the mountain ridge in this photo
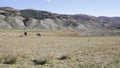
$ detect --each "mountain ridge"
[0,7,120,30]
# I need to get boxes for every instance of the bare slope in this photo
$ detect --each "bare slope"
[0,7,120,30]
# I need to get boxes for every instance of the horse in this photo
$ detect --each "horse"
[36,33,41,37]
[24,32,27,36]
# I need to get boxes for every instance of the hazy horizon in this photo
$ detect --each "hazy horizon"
[0,0,120,17]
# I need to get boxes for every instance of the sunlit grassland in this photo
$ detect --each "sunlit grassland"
[0,30,119,68]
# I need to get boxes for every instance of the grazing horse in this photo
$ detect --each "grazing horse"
[36,33,41,37]
[24,32,27,36]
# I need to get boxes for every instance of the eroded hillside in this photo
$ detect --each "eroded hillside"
[0,7,120,30]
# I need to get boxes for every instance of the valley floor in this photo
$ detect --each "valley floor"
[0,30,120,68]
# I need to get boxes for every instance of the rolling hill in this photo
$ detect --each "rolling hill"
[0,7,120,30]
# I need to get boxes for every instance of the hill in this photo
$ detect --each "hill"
[0,7,120,30]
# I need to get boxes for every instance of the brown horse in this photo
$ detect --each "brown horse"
[36,33,41,37]
[24,32,27,36]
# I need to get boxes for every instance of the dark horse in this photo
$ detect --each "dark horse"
[36,33,41,37]
[24,32,27,36]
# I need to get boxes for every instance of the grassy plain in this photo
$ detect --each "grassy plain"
[0,30,120,68]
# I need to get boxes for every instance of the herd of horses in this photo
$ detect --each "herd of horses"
[24,32,41,37]
[0,32,41,37]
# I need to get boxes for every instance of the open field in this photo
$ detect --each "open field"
[0,30,120,68]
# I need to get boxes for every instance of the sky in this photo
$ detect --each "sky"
[0,0,120,17]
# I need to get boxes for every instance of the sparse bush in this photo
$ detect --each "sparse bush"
[33,59,48,65]
[33,56,53,65]
[57,54,71,60]
[3,54,18,64]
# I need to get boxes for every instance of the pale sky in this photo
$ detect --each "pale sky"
[0,0,120,17]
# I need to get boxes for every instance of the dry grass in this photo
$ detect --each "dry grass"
[0,30,119,68]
